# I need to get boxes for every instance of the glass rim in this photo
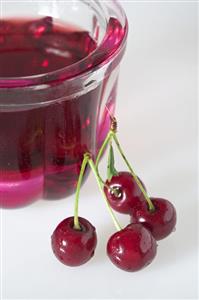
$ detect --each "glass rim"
[0,0,128,88]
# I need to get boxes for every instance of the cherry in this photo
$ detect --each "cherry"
[107,223,157,272]
[28,17,53,39]
[51,216,97,266]
[104,171,146,214]
[130,197,176,240]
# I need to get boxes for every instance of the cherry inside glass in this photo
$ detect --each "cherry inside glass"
[0,1,128,208]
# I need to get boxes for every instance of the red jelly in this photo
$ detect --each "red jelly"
[0,14,127,208]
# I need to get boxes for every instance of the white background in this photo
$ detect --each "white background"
[1,1,198,299]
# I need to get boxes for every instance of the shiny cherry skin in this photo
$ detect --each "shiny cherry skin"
[51,217,97,266]
[107,223,157,272]
[104,171,146,214]
[130,197,177,240]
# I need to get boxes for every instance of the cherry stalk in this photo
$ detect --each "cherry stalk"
[96,117,155,212]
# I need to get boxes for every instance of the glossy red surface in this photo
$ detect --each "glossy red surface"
[107,223,157,272]
[104,172,146,214]
[0,17,96,77]
[51,217,97,266]
[130,197,177,240]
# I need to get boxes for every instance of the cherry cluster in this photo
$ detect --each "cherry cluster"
[104,172,176,271]
[51,118,176,272]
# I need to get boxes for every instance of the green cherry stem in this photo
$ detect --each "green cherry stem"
[112,133,155,212]
[95,165,110,190]
[95,116,117,170]
[74,153,89,230]
[95,131,113,168]
[88,156,122,231]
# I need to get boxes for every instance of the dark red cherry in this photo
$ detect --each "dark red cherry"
[130,197,177,240]
[104,172,146,214]
[51,217,97,266]
[28,17,53,39]
[107,223,157,272]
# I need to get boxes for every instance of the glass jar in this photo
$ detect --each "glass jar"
[0,0,128,208]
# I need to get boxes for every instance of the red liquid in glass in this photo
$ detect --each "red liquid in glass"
[0,17,124,208]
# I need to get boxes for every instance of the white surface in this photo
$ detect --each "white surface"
[1,2,198,299]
